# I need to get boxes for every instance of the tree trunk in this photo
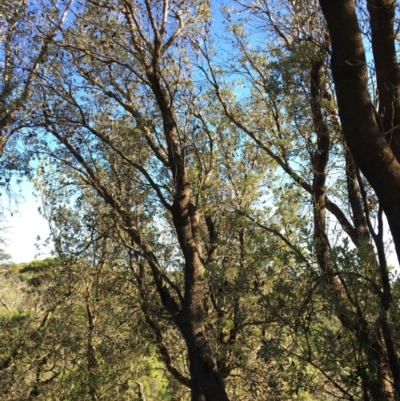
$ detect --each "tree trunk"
[367,0,400,162]
[172,202,230,401]
[310,52,396,400]
[319,0,400,396]
[146,43,231,397]
[319,0,400,266]
[183,324,230,401]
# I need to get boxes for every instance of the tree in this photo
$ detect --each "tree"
[5,0,400,400]
[197,0,400,398]
[31,1,236,399]
[317,0,400,397]
[0,0,72,157]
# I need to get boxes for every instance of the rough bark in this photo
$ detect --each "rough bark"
[310,56,355,325]
[170,162,230,401]
[319,0,400,276]
[310,55,396,400]
[367,0,400,162]
[319,0,400,396]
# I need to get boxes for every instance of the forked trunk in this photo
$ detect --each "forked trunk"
[319,0,400,396]
[172,204,230,401]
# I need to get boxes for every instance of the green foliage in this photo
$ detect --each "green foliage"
[1,0,400,400]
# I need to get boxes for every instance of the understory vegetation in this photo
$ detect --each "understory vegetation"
[1,0,400,400]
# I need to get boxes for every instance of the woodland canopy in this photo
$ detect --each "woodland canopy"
[1,0,400,400]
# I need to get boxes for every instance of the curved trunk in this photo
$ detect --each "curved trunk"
[310,53,396,400]
[319,0,400,264]
[367,0,400,162]
[319,0,400,396]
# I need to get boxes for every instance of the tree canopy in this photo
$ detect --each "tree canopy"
[1,0,400,400]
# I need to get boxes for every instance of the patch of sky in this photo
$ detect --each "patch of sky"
[1,178,51,263]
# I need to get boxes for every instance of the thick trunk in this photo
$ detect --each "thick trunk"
[173,203,230,401]
[183,322,230,401]
[147,34,231,395]
[319,0,400,274]
[311,56,355,326]
[319,0,400,396]
[367,0,400,162]
[151,59,230,399]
